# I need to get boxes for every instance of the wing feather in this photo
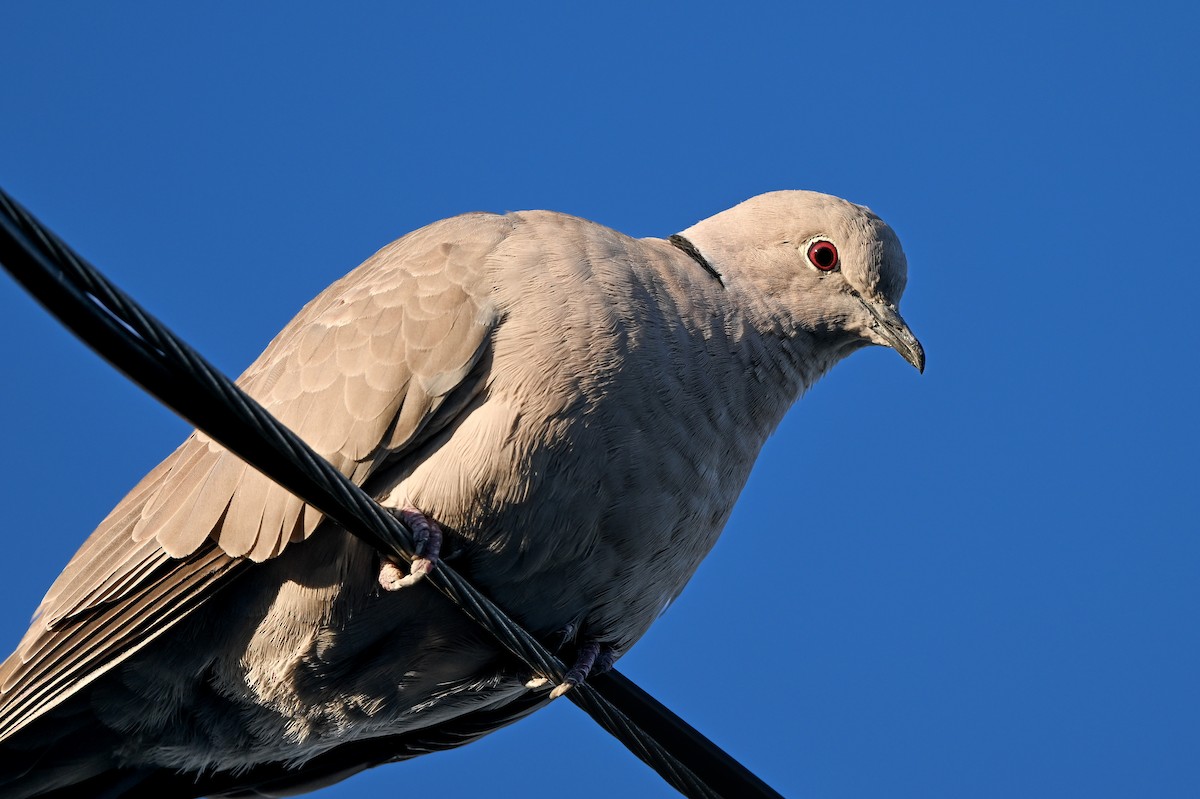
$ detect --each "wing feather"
[0,213,515,740]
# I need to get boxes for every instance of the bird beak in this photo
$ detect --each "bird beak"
[859,296,925,373]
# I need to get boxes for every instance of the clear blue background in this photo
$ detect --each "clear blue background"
[1,3,1197,797]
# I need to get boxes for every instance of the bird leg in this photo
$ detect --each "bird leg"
[377,507,442,590]
[549,640,619,699]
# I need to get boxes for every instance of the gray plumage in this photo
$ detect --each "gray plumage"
[0,190,922,797]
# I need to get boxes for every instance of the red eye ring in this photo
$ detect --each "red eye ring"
[807,240,839,271]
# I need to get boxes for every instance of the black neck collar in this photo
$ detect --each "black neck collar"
[668,234,724,286]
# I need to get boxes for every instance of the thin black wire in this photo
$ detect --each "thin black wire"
[0,186,784,799]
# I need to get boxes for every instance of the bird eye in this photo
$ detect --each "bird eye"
[806,240,839,271]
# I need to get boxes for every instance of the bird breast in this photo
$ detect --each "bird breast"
[376,217,800,652]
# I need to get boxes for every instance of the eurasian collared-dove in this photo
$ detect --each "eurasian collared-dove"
[0,190,923,797]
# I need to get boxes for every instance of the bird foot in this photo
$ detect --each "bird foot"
[377,507,442,590]
[549,640,618,699]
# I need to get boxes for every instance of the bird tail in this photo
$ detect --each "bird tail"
[0,709,149,799]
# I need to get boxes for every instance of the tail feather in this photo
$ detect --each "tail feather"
[0,715,121,799]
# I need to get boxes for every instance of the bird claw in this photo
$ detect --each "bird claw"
[376,507,442,591]
[549,639,618,698]
[378,557,434,590]
[377,561,408,591]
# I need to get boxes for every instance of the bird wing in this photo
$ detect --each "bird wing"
[0,212,514,739]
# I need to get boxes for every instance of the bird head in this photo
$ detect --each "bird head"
[679,190,924,373]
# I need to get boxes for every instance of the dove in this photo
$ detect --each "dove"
[0,190,923,798]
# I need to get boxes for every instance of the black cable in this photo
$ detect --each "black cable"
[0,186,784,799]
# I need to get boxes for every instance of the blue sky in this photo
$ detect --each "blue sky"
[1,2,1197,797]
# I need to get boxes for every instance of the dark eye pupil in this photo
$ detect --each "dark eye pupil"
[808,242,837,270]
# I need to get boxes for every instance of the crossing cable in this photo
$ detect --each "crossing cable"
[0,186,784,799]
